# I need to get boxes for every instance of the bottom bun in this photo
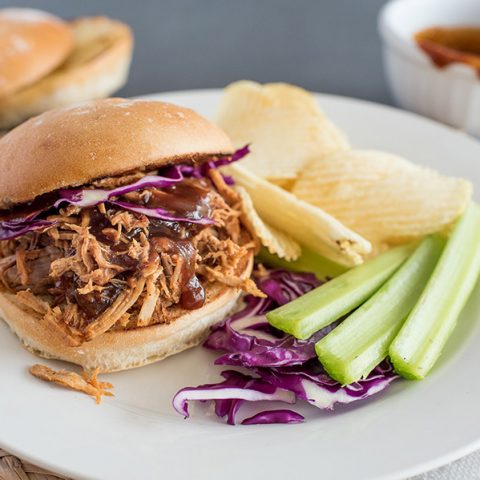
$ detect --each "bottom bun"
[0,281,245,373]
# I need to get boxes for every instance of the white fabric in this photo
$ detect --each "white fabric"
[411,450,480,479]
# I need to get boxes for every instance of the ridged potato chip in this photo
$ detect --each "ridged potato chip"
[216,80,349,180]
[267,177,296,191]
[292,149,473,247]
[225,164,372,267]
[235,186,301,261]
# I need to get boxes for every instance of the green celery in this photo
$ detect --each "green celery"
[266,243,415,339]
[257,245,348,280]
[315,236,444,385]
[390,204,480,380]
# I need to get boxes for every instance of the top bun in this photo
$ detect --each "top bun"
[0,98,234,209]
[0,8,73,98]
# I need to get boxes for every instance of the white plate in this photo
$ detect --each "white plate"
[1,90,480,480]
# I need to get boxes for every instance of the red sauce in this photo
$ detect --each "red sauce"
[150,236,206,310]
[180,276,205,310]
[0,191,59,221]
[53,275,123,320]
[88,179,213,311]
[145,180,211,221]
[122,180,211,310]
[415,26,480,76]
[125,178,212,225]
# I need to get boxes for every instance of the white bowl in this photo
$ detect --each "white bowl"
[379,0,480,136]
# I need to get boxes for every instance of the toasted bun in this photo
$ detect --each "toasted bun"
[0,253,253,372]
[0,16,134,129]
[0,285,240,373]
[0,98,234,209]
[0,8,73,98]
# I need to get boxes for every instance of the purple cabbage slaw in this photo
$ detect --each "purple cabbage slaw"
[173,370,296,424]
[255,360,397,411]
[241,409,305,425]
[0,212,56,242]
[204,271,329,369]
[172,268,398,425]
[0,146,250,241]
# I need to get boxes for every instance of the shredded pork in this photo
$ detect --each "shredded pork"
[0,173,259,345]
[29,364,114,404]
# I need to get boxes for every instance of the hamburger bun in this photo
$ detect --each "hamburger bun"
[0,16,134,130]
[0,263,251,373]
[0,8,73,98]
[0,98,234,209]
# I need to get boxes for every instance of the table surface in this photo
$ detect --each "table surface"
[0,1,478,479]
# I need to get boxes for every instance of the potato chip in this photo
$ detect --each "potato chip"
[292,149,473,247]
[267,177,296,191]
[216,80,349,180]
[225,164,372,266]
[235,186,301,261]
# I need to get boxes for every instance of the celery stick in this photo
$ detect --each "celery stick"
[266,243,415,339]
[390,204,480,380]
[257,246,348,280]
[315,236,444,385]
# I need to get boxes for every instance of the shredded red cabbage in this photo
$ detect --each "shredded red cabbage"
[0,212,56,241]
[204,271,333,368]
[241,409,305,425]
[178,144,250,180]
[255,269,322,306]
[110,200,214,225]
[53,146,250,219]
[173,268,398,425]
[173,370,295,424]
[206,313,340,368]
[54,170,186,209]
[0,147,250,241]
[212,370,254,425]
[255,360,397,410]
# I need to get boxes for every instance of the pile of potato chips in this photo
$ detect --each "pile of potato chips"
[217,80,472,266]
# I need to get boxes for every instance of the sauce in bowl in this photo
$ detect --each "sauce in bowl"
[415,26,480,75]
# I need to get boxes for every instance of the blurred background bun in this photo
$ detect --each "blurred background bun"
[0,8,73,98]
[0,9,133,130]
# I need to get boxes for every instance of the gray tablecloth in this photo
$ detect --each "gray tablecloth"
[412,451,480,479]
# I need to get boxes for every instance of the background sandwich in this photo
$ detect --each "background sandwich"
[0,8,133,129]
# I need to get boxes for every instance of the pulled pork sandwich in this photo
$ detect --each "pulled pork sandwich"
[0,98,261,372]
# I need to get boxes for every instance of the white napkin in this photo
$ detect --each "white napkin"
[410,450,480,479]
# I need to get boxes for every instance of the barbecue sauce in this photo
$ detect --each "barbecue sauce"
[132,179,211,309]
[415,26,480,76]
[89,179,211,312]
[180,276,205,310]
[52,275,123,321]
[150,237,206,310]
[0,192,60,222]
[144,180,212,222]
[74,283,122,319]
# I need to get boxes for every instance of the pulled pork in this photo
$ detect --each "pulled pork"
[0,173,260,346]
[29,364,114,404]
